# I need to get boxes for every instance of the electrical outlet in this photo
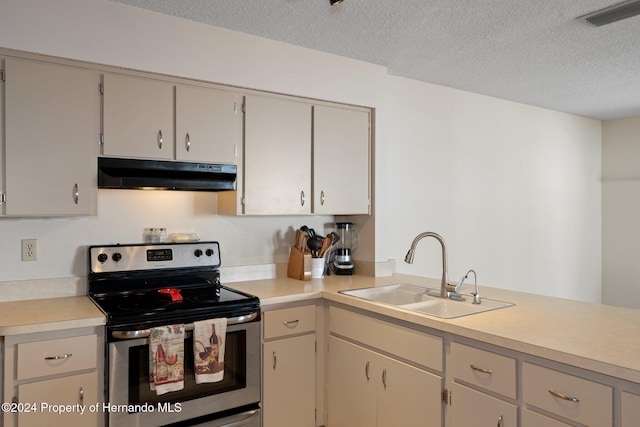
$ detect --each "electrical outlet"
[22,239,37,261]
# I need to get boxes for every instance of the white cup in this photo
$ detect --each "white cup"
[311,258,325,278]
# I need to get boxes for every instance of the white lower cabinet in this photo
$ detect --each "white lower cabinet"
[262,305,317,427]
[447,382,517,427]
[621,391,640,427]
[323,304,634,427]
[17,371,99,427]
[327,306,443,427]
[522,362,612,427]
[522,409,572,427]
[2,327,104,427]
[328,335,442,427]
[446,341,517,427]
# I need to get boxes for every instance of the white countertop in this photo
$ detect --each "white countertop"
[0,296,105,335]
[2,273,639,385]
[230,273,640,384]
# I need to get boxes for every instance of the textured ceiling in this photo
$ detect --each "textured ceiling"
[110,0,640,120]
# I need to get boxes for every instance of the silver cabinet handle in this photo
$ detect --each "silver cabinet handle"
[300,190,305,206]
[185,133,191,152]
[470,364,493,374]
[272,351,277,370]
[382,367,387,388]
[320,190,325,206]
[45,353,73,360]
[73,183,79,205]
[497,415,503,427]
[79,387,84,405]
[283,319,299,328]
[365,361,370,381]
[548,389,580,402]
[157,130,163,149]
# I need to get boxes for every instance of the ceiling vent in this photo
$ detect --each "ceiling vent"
[578,0,640,26]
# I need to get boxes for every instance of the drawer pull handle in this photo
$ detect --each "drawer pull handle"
[44,353,73,361]
[365,360,370,381]
[272,351,277,370]
[79,387,84,405]
[470,364,493,374]
[283,320,300,328]
[497,415,503,427]
[548,389,580,403]
[157,130,163,149]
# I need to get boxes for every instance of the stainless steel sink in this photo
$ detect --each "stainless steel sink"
[339,283,514,319]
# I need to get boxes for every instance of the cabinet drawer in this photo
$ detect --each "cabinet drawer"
[522,408,571,427]
[17,334,97,380]
[329,306,443,371]
[450,341,516,399]
[522,362,612,427]
[264,305,316,339]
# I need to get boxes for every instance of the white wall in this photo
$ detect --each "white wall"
[602,116,640,308]
[382,76,602,302]
[0,0,603,303]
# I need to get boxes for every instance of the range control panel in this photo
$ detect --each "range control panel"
[89,242,221,273]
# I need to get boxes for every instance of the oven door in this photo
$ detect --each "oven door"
[107,320,260,427]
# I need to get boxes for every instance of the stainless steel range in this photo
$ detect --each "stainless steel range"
[88,242,261,427]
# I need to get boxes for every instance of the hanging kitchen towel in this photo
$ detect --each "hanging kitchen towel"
[193,318,227,384]
[149,324,185,395]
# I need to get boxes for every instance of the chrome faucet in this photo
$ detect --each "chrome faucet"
[404,232,449,298]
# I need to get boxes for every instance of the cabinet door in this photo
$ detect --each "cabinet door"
[313,105,370,215]
[243,95,311,215]
[327,336,377,427]
[447,382,517,427]
[522,409,572,427]
[263,334,315,427]
[175,85,242,164]
[4,58,99,216]
[102,73,173,160]
[18,371,99,427]
[377,353,443,427]
[621,391,640,427]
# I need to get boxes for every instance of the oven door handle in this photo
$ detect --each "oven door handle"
[111,311,259,339]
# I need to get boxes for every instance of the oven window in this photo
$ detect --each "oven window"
[129,330,247,405]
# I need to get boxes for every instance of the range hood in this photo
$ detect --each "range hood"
[98,157,237,191]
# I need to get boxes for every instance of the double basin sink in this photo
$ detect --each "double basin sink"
[339,283,513,319]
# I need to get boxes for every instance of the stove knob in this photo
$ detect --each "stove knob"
[206,248,214,257]
[194,249,203,258]
[112,252,122,262]
[97,253,108,263]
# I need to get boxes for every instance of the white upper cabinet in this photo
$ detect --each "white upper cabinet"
[175,85,242,164]
[2,58,99,216]
[102,73,174,160]
[220,97,372,216]
[242,95,312,215]
[313,105,370,215]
